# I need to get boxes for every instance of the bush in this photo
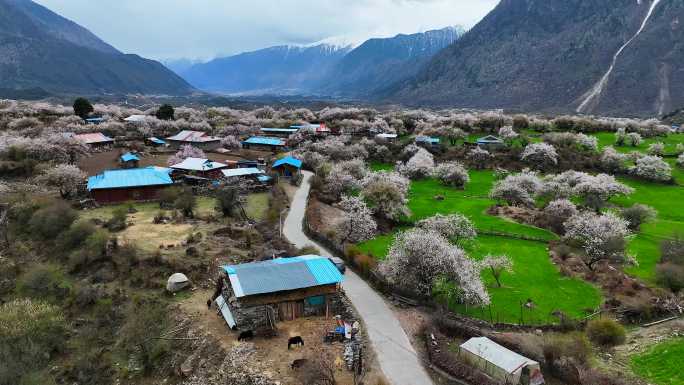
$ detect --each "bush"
[16,264,70,300]
[57,220,96,252]
[106,207,128,231]
[28,202,77,240]
[586,318,626,347]
[620,204,656,231]
[158,187,181,208]
[660,235,684,265]
[656,263,684,292]
[0,298,67,385]
[353,253,377,276]
[174,188,197,218]
[542,333,591,365]
[116,297,170,373]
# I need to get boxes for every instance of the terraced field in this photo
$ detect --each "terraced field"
[631,338,684,385]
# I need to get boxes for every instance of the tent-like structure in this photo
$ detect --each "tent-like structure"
[460,337,544,385]
[167,273,190,292]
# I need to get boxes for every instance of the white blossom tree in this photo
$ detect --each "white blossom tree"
[416,213,477,242]
[563,212,631,270]
[498,126,518,142]
[489,170,542,207]
[167,144,206,165]
[39,164,86,198]
[676,143,684,155]
[542,199,578,234]
[521,143,558,171]
[678,153,684,167]
[647,142,665,156]
[615,128,627,146]
[572,173,634,211]
[433,161,470,188]
[600,146,628,173]
[398,147,434,179]
[335,195,377,245]
[478,255,513,287]
[632,155,672,182]
[468,147,491,169]
[361,171,410,221]
[627,132,642,147]
[378,228,489,305]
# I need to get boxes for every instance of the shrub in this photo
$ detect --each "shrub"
[158,186,182,208]
[0,299,67,385]
[620,204,656,231]
[28,202,77,240]
[655,263,684,292]
[542,333,591,365]
[353,253,377,276]
[215,186,241,217]
[116,298,170,373]
[586,318,626,347]
[16,264,70,300]
[57,220,96,252]
[106,207,128,231]
[174,188,197,218]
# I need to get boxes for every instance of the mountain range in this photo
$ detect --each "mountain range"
[386,0,684,117]
[178,26,463,97]
[0,0,193,96]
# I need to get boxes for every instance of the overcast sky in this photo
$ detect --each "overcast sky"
[33,0,498,61]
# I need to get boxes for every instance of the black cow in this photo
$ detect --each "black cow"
[291,358,309,370]
[207,299,212,310]
[238,330,254,341]
[288,336,304,349]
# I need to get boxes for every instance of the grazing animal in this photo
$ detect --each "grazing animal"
[288,336,304,349]
[238,330,254,341]
[291,359,309,370]
[207,299,212,309]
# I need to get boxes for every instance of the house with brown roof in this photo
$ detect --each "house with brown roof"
[73,132,114,148]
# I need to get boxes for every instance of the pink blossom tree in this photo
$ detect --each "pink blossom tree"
[563,212,631,270]
[433,161,469,188]
[335,195,377,245]
[478,255,513,287]
[520,143,558,171]
[361,171,410,221]
[39,164,86,198]
[468,147,491,169]
[416,213,476,242]
[600,146,628,173]
[220,135,241,149]
[632,155,672,182]
[167,144,206,166]
[378,228,489,304]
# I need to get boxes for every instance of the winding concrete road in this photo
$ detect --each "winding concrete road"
[283,171,434,385]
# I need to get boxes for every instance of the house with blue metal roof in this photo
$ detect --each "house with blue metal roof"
[476,135,505,149]
[415,135,441,147]
[272,156,302,177]
[87,167,174,204]
[241,136,287,153]
[215,255,344,330]
[119,152,140,168]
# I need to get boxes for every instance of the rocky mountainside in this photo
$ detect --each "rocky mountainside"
[180,44,351,94]
[386,0,684,117]
[318,26,464,97]
[0,0,193,95]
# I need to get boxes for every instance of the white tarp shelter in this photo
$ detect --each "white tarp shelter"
[459,337,544,385]
[166,273,190,292]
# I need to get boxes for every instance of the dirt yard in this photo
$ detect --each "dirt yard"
[179,290,384,385]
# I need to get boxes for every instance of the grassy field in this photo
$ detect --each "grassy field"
[631,338,684,385]
[368,161,395,172]
[358,170,600,324]
[590,132,684,155]
[612,178,684,282]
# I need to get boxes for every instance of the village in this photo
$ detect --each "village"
[2,99,684,385]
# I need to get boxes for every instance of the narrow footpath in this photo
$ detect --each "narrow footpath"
[283,170,435,385]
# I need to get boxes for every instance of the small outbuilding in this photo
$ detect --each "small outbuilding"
[241,136,287,153]
[146,137,167,147]
[87,167,174,204]
[217,255,345,331]
[375,133,398,142]
[272,156,302,177]
[166,130,221,151]
[119,152,140,168]
[221,167,266,181]
[415,135,440,147]
[459,337,545,385]
[73,132,114,148]
[124,115,148,124]
[169,157,229,179]
[477,135,505,150]
[260,127,299,137]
